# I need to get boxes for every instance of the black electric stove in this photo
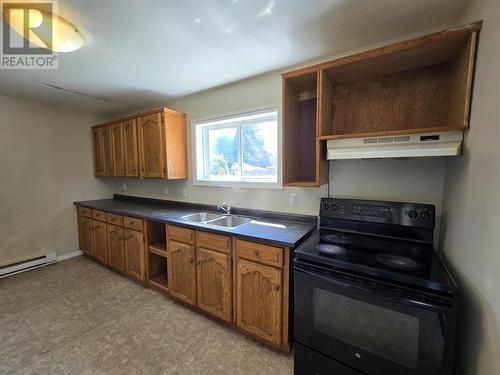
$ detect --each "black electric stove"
[294,198,458,375]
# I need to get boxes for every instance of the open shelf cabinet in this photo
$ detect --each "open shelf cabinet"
[282,21,481,186]
[282,71,328,187]
[148,252,168,292]
[146,221,168,292]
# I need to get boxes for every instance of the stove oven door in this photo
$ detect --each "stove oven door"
[294,261,456,375]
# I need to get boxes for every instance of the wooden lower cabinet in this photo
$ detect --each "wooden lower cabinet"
[107,224,125,271]
[167,240,196,305]
[236,259,283,346]
[92,220,108,264]
[196,247,232,322]
[77,213,290,351]
[79,216,93,256]
[124,229,146,281]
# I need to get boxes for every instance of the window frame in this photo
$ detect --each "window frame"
[192,106,282,189]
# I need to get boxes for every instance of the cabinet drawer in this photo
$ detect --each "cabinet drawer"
[107,213,123,226]
[236,239,283,268]
[79,206,92,218]
[124,216,144,231]
[168,225,195,245]
[197,231,231,254]
[92,209,107,222]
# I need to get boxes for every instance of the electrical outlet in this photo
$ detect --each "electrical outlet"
[164,187,169,195]
[182,187,188,197]
[289,192,298,206]
[122,183,127,192]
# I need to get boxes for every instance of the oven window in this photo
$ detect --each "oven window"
[313,288,420,369]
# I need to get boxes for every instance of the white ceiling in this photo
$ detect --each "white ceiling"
[0,0,468,116]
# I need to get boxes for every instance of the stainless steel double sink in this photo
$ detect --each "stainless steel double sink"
[180,212,251,228]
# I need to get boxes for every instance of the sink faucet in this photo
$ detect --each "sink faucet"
[217,202,231,216]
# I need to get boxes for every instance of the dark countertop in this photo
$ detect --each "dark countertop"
[74,195,317,248]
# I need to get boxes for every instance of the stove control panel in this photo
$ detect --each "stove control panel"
[320,198,435,229]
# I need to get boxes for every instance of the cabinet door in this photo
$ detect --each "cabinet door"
[102,125,115,176]
[123,119,139,178]
[92,220,108,264]
[236,259,282,345]
[79,216,93,256]
[92,128,105,176]
[107,224,125,271]
[138,112,165,178]
[197,247,232,321]
[111,123,125,176]
[124,229,145,281]
[167,240,196,305]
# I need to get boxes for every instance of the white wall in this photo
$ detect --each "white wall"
[116,48,447,238]
[0,95,115,265]
[439,1,500,374]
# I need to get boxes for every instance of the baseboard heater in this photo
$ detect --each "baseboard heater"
[0,252,57,279]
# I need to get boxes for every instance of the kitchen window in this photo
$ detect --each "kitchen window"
[193,108,280,188]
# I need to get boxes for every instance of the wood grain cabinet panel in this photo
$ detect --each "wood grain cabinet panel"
[92,128,105,176]
[138,112,165,178]
[107,224,125,272]
[236,240,283,268]
[124,229,146,281]
[236,259,282,345]
[197,231,231,254]
[102,125,114,177]
[79,216,93,256]
[111,123,125,176]
[123,119,139,178]
[168,240,196,305]
[197,247,232,322]
[92,220,108,264]
[168,225,195,245]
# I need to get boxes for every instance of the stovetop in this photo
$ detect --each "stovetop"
[296,229,457,295]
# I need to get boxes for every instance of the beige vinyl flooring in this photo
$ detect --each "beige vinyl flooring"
[0,256,293,374]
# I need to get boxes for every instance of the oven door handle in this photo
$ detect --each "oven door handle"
[294,266,450,311]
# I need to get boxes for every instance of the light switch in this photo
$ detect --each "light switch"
[122,183,127,192]
[289,192,298,206]
[182,187,188,197]
[164,187,169,195]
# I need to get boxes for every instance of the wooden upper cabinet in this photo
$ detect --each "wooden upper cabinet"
[92,108,187,179]
[197,247,232,322]
[123,119,139,178]
[92,128,105,176]
[282,22,481,186]
[138,112,165,178]
[101,125,114,177]
[111,123,125,177]
[124,228,146,281]
[168,240,196,305]
[236,259,283,345]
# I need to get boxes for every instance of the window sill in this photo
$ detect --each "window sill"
[193,179,283,190]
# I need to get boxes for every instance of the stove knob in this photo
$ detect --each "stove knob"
[321,202,330,210]
[331,204,338,211]
[408,210,419,219]
[420,211,431,220]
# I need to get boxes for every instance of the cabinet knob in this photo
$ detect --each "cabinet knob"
[189,258,194,264]
[253,250,260,257]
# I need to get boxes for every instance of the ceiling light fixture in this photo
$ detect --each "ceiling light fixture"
[3,6,85,52]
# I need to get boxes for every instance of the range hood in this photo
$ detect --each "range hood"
[326,131,463,160]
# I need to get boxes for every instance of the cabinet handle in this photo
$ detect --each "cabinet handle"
[189,258,194,264]
[273,283,280,292]
[124,235,132,240]
[253,250,260,257]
